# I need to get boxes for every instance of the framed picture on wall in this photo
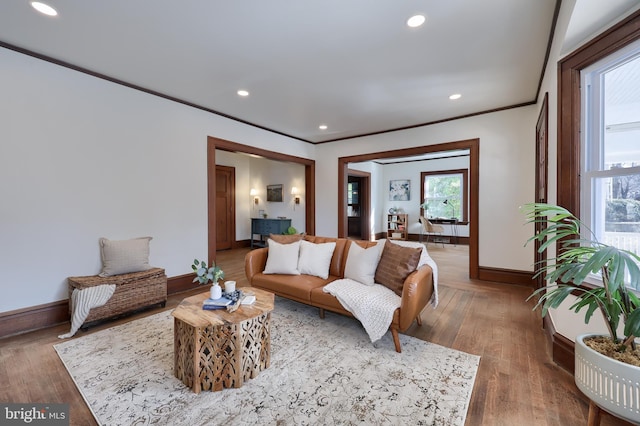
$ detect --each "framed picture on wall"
[266,184,283,202]
[389,179,410,201]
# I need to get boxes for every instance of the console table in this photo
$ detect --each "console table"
[251,218,292,248]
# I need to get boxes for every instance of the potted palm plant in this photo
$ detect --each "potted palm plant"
[522,203,640,423]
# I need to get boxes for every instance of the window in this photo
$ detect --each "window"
[581,40,640,258]
[420,169,468,222]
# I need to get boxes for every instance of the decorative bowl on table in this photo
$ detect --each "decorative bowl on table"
[223,290,242,303]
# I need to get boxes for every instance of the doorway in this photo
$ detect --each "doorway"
[338,138,479,279]
[215,165,235,251]
[347,170,371,240]
[207,136,316,259]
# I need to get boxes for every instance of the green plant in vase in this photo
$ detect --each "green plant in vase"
[283,226,298,235]
[192,259,225,299]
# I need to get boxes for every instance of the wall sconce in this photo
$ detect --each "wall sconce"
[250,188,259,205]
[291,187,301,208]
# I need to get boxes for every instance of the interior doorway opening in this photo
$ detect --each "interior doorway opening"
[338,139,479,279]
[347,170,371,240]
[207,136,315,260]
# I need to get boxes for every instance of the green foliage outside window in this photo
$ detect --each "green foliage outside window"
[422,175,461,219]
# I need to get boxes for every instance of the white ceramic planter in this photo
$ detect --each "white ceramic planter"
[575,333,640,424]
[210,283,222,299]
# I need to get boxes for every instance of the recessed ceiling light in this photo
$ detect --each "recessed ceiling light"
[319,125,328,130]
[237,89,249,97]
[449,93,462,100]
[31,2,57,16]
[407,14,425,28]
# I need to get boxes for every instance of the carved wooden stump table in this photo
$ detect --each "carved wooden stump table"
[172,287,274,393]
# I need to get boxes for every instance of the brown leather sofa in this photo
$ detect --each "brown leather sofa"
[244,235,435,352]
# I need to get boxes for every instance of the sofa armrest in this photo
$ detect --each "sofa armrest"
[244,248,269,283]
[398,264,434,331]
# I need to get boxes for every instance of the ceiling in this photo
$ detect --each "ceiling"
[0,1,633,144]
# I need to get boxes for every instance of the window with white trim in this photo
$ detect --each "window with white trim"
[581,39,640,262]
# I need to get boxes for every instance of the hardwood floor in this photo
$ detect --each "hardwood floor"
[0,245,627,425]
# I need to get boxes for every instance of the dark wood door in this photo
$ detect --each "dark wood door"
[347,171,370,240]
[216,166,235,250]
[534,93,549,289]
[347,176,362,238]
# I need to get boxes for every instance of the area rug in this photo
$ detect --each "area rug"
[54,298,480,425]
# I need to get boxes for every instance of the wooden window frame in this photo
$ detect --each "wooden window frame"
[558,10,640,219]
[420,169,469,224]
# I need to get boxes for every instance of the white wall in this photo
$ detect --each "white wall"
[215,152,306,239]
[0,47,314,313]
[381,156,471,238]
[248,157,306,233]
[315,106,537,272]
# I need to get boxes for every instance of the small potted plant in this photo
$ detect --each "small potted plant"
[283,226,298,235]
[522,203,640,423]
[192,259,225,299]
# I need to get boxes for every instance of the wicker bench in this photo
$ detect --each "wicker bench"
[67,267,167,328]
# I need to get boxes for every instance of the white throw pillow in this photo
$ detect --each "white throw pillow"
[297,240,336,279]
[344,242,383,286]
[98,236,153,277]
[263,239,301,275]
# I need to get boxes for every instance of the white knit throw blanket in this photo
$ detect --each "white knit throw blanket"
[59,284,116,339]
[323,279,400,343]
[322,246,439,343]
[422,255,439,307]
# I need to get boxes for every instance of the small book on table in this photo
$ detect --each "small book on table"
[202,297,232,310]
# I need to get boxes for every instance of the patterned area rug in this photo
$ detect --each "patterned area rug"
[54,298,480,425]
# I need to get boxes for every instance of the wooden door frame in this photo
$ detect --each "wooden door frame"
[347,169,371,240]
[534,92,549,289]
[338,138,480,279]
[207,136,316,262]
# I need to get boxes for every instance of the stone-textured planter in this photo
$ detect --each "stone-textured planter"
[575,333,640,424]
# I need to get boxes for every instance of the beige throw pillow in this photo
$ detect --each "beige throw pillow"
[99,236,153,277]
[343,241,384,286]
[263,238,301,275]
[297,240,336,279]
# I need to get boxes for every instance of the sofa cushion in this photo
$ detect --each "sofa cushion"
[297,240,336,279]
[343,240,384,286]
[375,240,422,296]
[252,273,337,302]
[263,239,301,275]
[269,233,305,244]
[98,236,153,277]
